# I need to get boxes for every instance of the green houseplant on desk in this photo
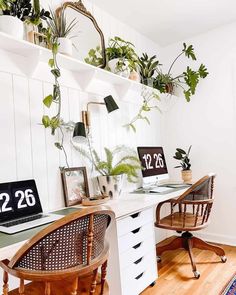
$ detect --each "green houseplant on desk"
[173,145,192,183]
[74,145,141,198]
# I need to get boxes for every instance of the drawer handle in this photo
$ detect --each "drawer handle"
[135,272,144,280]
[132,227,141,234]
[130,212,141,219]
[134,257,143,264]
[133,242,142,249]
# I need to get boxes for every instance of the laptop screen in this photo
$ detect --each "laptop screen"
[0,179,42,222]
[137,147,168,178]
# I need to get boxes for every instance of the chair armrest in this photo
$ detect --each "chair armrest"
[156,199,176,223]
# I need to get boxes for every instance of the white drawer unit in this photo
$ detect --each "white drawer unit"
[110,207,158,295]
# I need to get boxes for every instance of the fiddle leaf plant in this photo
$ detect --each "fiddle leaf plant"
[173,145,192,171]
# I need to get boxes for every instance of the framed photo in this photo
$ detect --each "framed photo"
[60,167,90,207]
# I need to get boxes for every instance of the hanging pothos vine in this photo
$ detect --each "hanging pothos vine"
[41,37,70,167]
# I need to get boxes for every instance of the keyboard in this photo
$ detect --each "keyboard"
[0,213,63,234]
[0,214,48,228]
[148,187,172,193]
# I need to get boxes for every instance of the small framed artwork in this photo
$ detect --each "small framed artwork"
[60,167,90,207]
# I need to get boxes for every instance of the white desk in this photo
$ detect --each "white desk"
[0,188,188,294]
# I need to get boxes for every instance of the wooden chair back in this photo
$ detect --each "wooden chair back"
[8,206,114,273]
[156,173,216,231]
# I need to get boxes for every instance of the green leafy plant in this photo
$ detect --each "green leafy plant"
[26,0,50,26]
[84,45,104,67]
[106,36,138,71]
[173,145,192,170]
[73,145,141,183]
[41,7,79,168]
[124,87,161,132]
[154,43,208,102]
[46,7,77,39]
[0,0,14,11]
[138,53,161,85]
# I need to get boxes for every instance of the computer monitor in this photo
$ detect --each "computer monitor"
[137,146,169,187]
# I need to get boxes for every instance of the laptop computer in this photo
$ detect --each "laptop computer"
[0,179,63,234]
[137,147,190,193]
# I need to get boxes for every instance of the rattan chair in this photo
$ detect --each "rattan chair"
[155,173,227,279]
[0,206,114,295]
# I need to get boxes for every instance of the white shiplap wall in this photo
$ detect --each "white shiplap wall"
[0,0,162,211]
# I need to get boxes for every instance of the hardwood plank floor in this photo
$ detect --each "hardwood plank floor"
[141,244,236,295]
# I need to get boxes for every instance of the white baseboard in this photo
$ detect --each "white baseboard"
[165,230,236,247]
[194,232,236,247]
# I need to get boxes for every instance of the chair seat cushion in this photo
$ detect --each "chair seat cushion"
[155,212,208,231]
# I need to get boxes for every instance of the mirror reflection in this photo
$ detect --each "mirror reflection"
[62,1,106,68]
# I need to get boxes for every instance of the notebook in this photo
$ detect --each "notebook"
[0,179,62,234]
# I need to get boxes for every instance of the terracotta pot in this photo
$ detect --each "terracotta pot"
[129,70,140,82]
[181,170,192,183]
[165,83,174,94]
[96,174,124,199]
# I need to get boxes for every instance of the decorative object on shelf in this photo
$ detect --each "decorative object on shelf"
[138,53,161,86]
[106,36,138,78]
[60,166,90,206]
[58,0,106,68]
[154,43,208,101]
[173,145,192,183]
[124,86,161,132]
[81,95,119,134]
[73,145,141,198]
[46,7,77,56]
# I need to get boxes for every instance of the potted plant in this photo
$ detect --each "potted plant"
[84,45,104,67]
[46,7,77,56]
[173,145,192,183]
[74,145,141,198]
[138,53,161,86]
[153,43,208,101]
[0,0,31,38]
[106,36,138,78]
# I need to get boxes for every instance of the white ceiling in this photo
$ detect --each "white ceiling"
[94,0,236,46]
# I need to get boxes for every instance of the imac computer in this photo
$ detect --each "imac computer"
[137,146,169,189]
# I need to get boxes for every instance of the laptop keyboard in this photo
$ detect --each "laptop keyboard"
[0,214,48,228]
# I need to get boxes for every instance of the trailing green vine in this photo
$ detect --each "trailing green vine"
[124,87,161,132]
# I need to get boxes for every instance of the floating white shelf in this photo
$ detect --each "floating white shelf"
[0,32,164,99]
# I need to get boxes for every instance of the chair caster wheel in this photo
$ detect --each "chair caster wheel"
[157,256,161,263]
[221,256,227,263]
[150,281,156,287]
[193,271,200,279]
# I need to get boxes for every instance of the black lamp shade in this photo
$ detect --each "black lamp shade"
[104,95,119,113]
[72,122,86,143]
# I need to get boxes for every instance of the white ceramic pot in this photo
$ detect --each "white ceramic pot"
[108,58,130,78]
[96,174,124,199]
[0,15,24,39]
[58,37,73,56]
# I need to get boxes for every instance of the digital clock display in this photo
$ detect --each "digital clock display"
[0,180,42,222]
[137,147,168,178]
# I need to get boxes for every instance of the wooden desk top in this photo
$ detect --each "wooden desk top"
[0,188,188,260]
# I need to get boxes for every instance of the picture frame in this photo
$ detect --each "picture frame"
[60,167,90,207]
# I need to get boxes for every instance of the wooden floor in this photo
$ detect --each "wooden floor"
[141,243,236,295]
[6,244,236,295]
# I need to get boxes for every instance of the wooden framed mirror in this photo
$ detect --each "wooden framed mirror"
[57,1,106,68]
